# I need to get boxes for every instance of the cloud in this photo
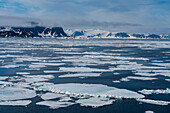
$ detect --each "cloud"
[0,15,40,26]
[61,19,141,28]
[0,0,169,34]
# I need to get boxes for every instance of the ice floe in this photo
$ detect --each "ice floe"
[0,77,8,80]
[138,88,170,95]
[145,111,154,113]
[58,73,101,78]
[0,87,36,101]
[34,83,144,99]
[59,67,111,72]
[36,101,75,109]
[23,75,54,79]
[59,97,73,102]
[0,81,13,85]
[112,81,120,83]
[0,100,31,106]
[44,71,62,73]
[165,79,170,82]
[0,65,20,68]
[31,62,65,66]
[134,73,158,77]
[137,99,170,106]
[121,76,157,81]
[16,72,30,75]
[41,93,66,100]
[152,63,170,67]
[21,75,54,83]
[76,97,114,107]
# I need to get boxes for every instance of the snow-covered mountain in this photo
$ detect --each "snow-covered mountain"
[0,26,67,38]
[0,26,169,39]
[65,29,170,39]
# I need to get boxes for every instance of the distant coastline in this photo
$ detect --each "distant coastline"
[0,26,169,39]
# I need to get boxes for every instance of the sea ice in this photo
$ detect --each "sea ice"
[138,88,170,95]
[112,81,120,83]
[59,67,111,72]
[0,100,31,106]
[31,62,65,66]
[44,71,62,73]
[35,83,144,99]
[0,81,13,85]
[134,72,158,77]
[36,101,75,109]
[41,93,66,100]
[0,65,20,68]
[0,87,36,101]
[58,73,101,78]
[137,99,170,106]
[16,72,30,75]
[23,75,54,79]
[76,97,114,107]
[165,79,170,82]
[0,77,8,80]
[59,97,73,102]
[121,76,157,81]
[145,111,154,113]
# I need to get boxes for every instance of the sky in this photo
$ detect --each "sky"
[0,0,170,34]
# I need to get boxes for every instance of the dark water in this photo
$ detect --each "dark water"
[0,38,170,113]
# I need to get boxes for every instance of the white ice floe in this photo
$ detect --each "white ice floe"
[58,73,101,78]
[22,75,54,83]
[13,82,30,88]
[16,72,30,75]
[0,65,20,68]
[113,73,120,75]
[59,67,110,72]
[31,62,65,66]
[138,88,170,95]
[0,87,36,101]
[0,100,31,106]
[76,97,114,107]
[0,77,8,80]
[165,79,170,82]
[145,110,154,113]
[15,57,41,62]
[134,73,158,77]
[28,64,46,69]
[44,71,62,73]
[121,76,157,81]
[120,78,130,82]
[35,83,144,99]
[41,93,66,100]
[83,55,149,61]
[59,97,73,102]
[36,101,75,109]
[112,81,120,83]
[0,50,23,54]
[137,99,170,106]
[23,75,54,79]
[152,63,170,67]
[0,81,13,85]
